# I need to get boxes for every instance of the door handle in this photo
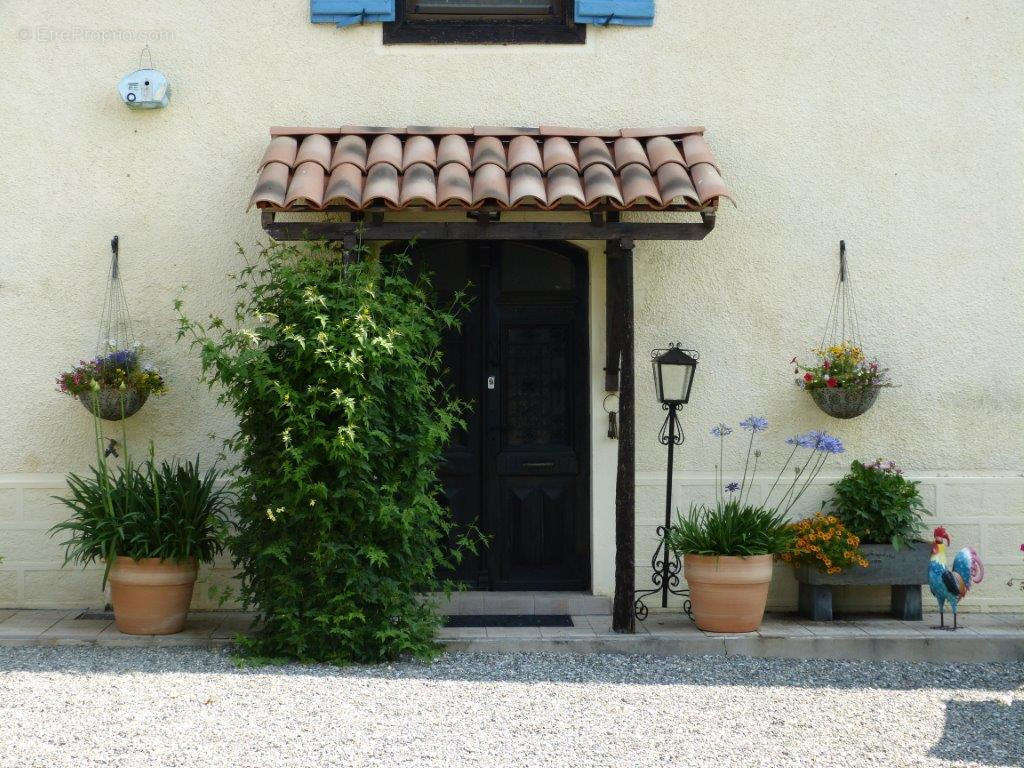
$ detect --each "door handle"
[522,461,555,469]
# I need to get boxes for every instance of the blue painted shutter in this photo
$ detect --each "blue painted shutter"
[310,0,394,26]
[574,0,654,26]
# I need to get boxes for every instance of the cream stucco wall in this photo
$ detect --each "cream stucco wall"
[0,1,1021,612]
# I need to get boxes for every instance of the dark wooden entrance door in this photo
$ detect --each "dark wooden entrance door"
[409,240,590,590]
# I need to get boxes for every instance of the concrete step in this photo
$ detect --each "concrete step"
[426,591,612,616]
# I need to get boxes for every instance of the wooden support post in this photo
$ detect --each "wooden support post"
[604,254,621,392]
[609,238,636,634]
[798,582,834,621]
[891,585,922,620]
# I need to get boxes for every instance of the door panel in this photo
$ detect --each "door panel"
[407,242,485,585]
[407,240,589,590]
[502,324,571,448]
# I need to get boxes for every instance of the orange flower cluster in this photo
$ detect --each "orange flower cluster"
[780,513,869,575]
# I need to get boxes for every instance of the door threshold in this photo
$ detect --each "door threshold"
[428,591,611,616]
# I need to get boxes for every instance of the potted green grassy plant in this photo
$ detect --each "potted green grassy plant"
[50,425,231,635]
[667,417,844,632]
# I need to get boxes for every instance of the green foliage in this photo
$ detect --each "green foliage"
[175,239,476,665]
[823,459,930,550]
[667,500,795,557]
[50,444,231,587]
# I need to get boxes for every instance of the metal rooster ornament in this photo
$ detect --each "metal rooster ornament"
[928,525,984,631]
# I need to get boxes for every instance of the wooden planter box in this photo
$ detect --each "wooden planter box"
[794,542,931,621]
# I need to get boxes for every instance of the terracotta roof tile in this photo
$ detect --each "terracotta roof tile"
[546,164,586,207]
[613,138,649,171]
[689,162,732,206]
[402,135,437,170]
[251,127,729,212]
[438,163,472,207]
[508,135,543,171]
[295,134,332,170]
[681,133,716,168]
[437,134,472,169]
[472,137,507,171]
[472,163,509,207]
[249,161,290,208]
[645,136,685,171]
[324,163,364,208]
[619,163,660,207]
[509,164,547,207]
[366,134,403,169]
[405,125,473,135]
[363,162,400,207]
[260,136,297,169]
[332,135,368,171]
[578,136,614,171]
[655,162,699,206]
[583,164,623,206]
[620,126,704,138]
[473,126,539,136]
[539,125,620,138]
[285,161,326,208]
[542,137,579,172]
[400,163,438,207]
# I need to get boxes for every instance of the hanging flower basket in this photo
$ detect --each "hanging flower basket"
[77,385,149,421]
[792,241,891,420]
[809,384,880,420]
[56,237,166,421]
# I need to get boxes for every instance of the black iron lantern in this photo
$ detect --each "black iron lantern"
[652,344,698,405]
[635,343,699,622]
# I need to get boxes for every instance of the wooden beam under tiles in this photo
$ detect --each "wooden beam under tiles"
[261,216,715,242]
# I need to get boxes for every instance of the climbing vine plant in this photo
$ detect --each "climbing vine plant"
[176,239,475,663]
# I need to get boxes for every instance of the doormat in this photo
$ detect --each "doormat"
[76,611,114,621]
[444,614,573,628]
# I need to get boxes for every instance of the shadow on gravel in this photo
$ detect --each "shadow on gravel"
[929,699,1024,766]
[0,647,1022,694]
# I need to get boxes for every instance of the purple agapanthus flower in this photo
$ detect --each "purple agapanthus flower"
[739,416,768,432]
[787,430,844,454]
[711,423,733,438]
[725,481,740,493]
[814,433,844,454]
[786,433,815,448]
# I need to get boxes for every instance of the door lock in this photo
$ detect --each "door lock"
[487,375,496,390]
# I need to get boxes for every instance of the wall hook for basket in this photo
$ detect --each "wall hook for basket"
[839,239,846,283]
[110,235,119,278]
[603,393,618,440]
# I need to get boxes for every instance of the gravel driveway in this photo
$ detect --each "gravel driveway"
[1,647,1020,768]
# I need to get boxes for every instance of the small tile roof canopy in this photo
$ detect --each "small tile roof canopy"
[249,126,731,212]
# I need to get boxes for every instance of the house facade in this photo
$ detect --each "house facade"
[1,0,1022,615]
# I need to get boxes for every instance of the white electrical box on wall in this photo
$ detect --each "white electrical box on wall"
[117,48,170,109]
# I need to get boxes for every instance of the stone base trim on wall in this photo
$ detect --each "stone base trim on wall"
[2,471,1022,612]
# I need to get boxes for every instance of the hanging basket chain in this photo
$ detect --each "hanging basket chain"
[817,240,863,352]
[95,235,136,357]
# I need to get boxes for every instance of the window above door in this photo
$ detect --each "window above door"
[384,0,584,43]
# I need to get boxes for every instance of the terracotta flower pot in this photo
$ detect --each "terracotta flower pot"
[108,557,197,635]
[683,554,773,633]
